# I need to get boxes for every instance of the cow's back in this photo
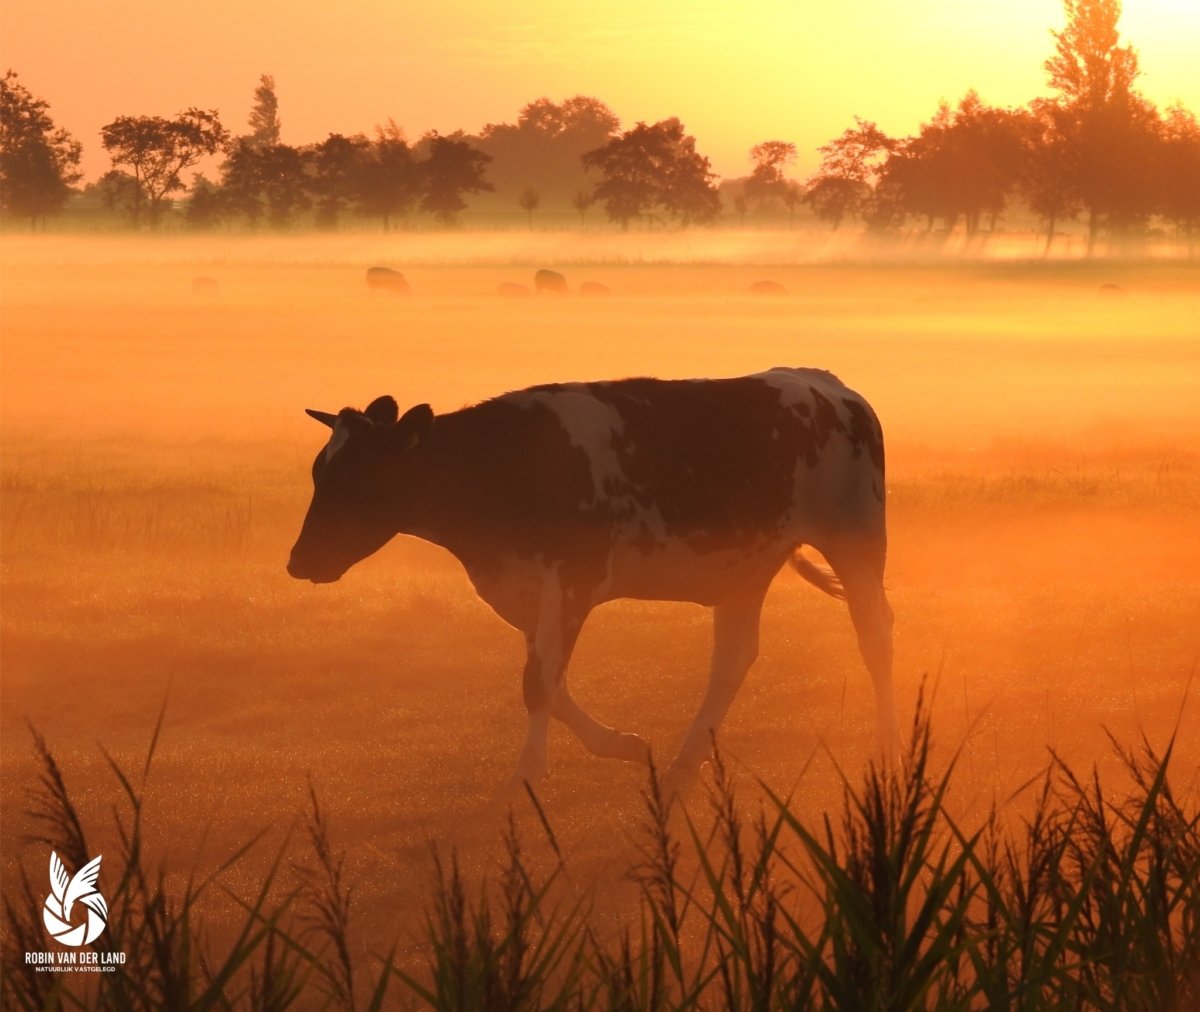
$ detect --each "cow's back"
[518,370,877,559]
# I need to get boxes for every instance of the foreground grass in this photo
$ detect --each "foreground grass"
[3,698,1198,1010]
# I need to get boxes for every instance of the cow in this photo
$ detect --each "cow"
[287,368,897,791]
[192,276,220,297]
[366,266,410,294]
[534,269,568,295]
[498,282,533,298]
[749,280,787,295]
[579,281,611,297]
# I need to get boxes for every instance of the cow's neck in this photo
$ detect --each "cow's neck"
[396,413,497,570]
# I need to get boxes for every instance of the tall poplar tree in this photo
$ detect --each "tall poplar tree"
[1043,0,1155,251]
[247,74,281,147]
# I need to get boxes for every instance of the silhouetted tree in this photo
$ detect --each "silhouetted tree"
[583,124,660,228]
[572,189,594,228]
[663,131,722,226]
[781,181,803,230]
[744,140,797,209]
[888,93,1025,235]
[1084,93,1161,244]
[100,108,228,228]
[259,144,311,227]
[1045,0,1138,113]
[1158,104,1200,244]
[802,0,1193,247]
[476,96,618,212]
[582,118,720,229]
[0,71,82,229]
[219,138,267,226]
[804,176,870,230]
[518,187,540,229]
[732,194,748,228]
[308,133,369,229]
[1019,99,1082,249]
[247,74,281,148]
[184,174,224,230]
[804,117,893,228]
[956,96,1026,233]
[896,112,962,231]
[212,74,305,229]
[419,133,492,225]
[89,169,141,223]
[357,121,419,231]
[814,97,1023,235]
[1044,0,1150,251]
[218,137,312,229]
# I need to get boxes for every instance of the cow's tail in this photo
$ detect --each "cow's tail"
[790,548,845,600]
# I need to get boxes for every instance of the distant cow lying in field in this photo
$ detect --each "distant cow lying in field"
[534,268,568,294]
[366,266,410,294]
[749,280,787,295]
[288,369,896,790]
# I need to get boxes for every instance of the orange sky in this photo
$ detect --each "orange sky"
[2,0,1197,184]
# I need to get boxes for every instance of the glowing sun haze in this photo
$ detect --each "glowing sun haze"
[2,0,1197,182]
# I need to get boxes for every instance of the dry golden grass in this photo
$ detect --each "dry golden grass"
[2,235,1198,964]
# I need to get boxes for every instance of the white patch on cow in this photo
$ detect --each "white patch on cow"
[757,366,845,410]
[510,386,629,510]
[507,386,639,602]
[756,367,879,530]
[324,420,352,462]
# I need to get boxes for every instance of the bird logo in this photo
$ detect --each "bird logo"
[43,851,108,946]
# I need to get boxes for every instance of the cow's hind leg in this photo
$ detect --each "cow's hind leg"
[824,537,898,757]
[664,582,769,792]
[552,688,651,764]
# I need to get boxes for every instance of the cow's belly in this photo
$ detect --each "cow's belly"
[463,554,547,630]
[458,527,800,625]
[604,537,794,606]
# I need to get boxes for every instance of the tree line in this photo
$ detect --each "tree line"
[2,0,1198,245]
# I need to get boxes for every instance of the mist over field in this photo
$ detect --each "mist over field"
[2,233,1198,986]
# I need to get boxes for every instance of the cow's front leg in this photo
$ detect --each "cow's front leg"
[664,581,769,795]
[509,591,582,787]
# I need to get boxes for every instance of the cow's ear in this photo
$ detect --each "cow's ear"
[393,403,434,452]
[364,395,399,425]
[306,408,338,428]
[341,410,374,435]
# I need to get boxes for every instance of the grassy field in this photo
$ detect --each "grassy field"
[2,234,1198,1003]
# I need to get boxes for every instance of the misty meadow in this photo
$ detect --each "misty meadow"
[3,0,1199,1008]
[2,231,1198,1006]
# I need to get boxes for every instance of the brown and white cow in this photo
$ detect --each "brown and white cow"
[534,268,568,294]
[287,368,896,789]
[366,266,410,294]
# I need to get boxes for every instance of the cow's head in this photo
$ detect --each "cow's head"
[287,395,434,583]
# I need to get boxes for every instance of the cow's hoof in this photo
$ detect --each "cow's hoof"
[607,731,652,765]
[506,760,548,795]
[658,763,699,805]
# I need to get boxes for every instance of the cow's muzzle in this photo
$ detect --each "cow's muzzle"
[287,551,339,584]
